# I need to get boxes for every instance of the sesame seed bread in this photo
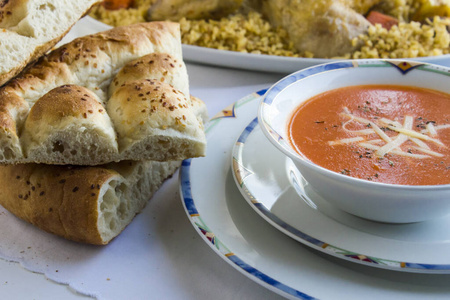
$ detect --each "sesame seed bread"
[108,52,190,99]
[21,85,119,164]
[0,0,101,87]
[0,22,207,165]
[0,160,181,245]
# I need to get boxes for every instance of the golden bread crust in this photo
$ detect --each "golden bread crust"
[0,163,116,244]
[0,160,181,244]
[0,22,207,165]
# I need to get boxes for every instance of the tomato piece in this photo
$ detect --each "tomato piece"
[101,0,134,10]
[366,11,399,30]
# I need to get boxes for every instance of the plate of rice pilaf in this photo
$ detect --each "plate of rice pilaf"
[90,0,450,73]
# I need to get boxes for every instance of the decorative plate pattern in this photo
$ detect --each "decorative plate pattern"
[231,110,450,273]
[180,91,315,300]
[179,88,450,300]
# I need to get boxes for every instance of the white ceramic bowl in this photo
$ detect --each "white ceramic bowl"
[258,59,450,223]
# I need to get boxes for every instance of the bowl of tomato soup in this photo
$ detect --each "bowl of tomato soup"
[258,59,450,223]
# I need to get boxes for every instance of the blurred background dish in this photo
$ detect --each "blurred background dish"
[88,0,450,73]
[180,44,450,73]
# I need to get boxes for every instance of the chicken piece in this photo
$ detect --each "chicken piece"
[260,0,382,58]
[147,0,243,21]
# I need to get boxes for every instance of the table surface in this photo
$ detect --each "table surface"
[0,62,286,300]
[1,22,450,298]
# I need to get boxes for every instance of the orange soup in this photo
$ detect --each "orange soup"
[288,85,450,186]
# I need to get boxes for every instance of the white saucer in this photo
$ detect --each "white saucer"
[231,117,450,273]
[180,91,450,300]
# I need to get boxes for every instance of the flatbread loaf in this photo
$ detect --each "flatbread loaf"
[0,160,180,245]
[0,0,100,86]
[0,21,207,165]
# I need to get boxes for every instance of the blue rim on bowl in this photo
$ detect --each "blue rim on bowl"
[257,59,450,223]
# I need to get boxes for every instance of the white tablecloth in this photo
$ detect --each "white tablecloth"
[1,17,450,300]
[0,61,285,300]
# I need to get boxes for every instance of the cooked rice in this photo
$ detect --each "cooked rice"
[89,1,450,59]
[375,0,420,22]
[179,12,304,57]
[89,0,155,26]
[350,16,450,59]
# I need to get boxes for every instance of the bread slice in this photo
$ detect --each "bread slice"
[0,0,100,86]
[0,22,208,165]
[0,160,181,245]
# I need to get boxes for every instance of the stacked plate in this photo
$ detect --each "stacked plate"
[180,62,450,299]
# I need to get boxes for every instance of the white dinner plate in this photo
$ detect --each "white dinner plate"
[231,117,450,274]
[80,16,450,74]
[179,91,450,300]
[182,45,450,74]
